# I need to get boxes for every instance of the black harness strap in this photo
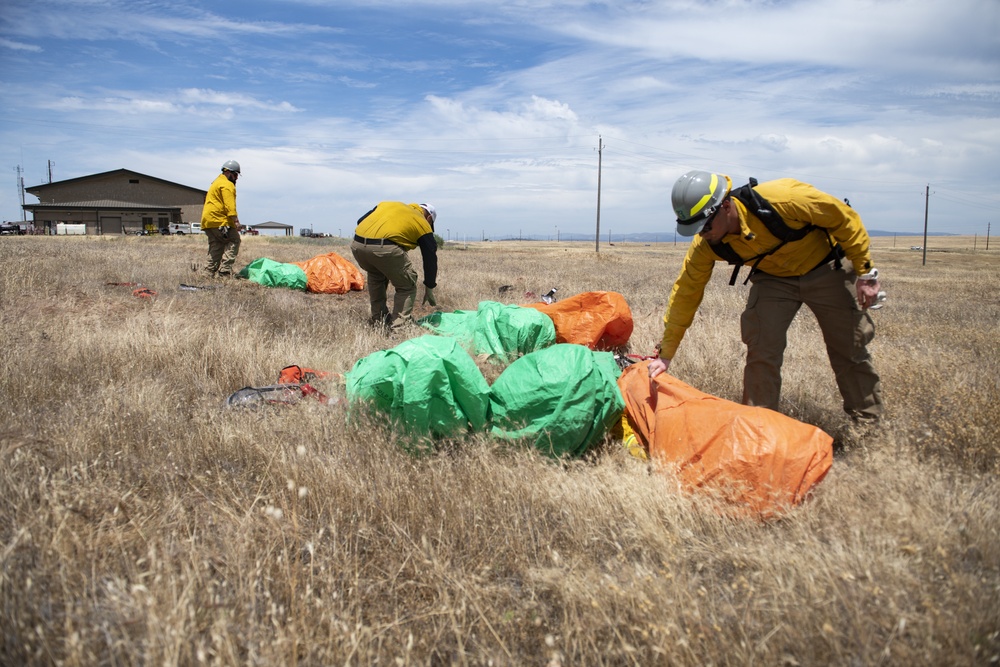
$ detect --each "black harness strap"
[709,178,839,285]
[708,243,747,285]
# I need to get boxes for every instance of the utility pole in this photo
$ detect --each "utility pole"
[16,165,26,221]
[47,160,54,183]
[987,222,991,251]
[595,135,603,253]
[921,184,930,267]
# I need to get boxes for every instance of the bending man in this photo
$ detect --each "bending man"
[351,202,438,329]
[648,170,883,422]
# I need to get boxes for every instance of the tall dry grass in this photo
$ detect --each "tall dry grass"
[0,234,997,665]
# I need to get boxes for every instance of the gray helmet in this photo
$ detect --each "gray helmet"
[221,160,241,174]
[672,170,731,236]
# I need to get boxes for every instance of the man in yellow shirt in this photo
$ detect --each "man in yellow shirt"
[200,160,242,277]
[648,170,884,423]
[351,201,438,329]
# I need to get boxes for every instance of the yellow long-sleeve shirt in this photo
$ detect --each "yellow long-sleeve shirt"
[660,178,874,359]
[200,173,238,229]
[354,202,433,250]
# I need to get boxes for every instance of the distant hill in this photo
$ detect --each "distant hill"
[867,230,957,237]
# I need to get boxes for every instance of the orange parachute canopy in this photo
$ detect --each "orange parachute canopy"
[526,291,633,350]
[292,252,365,294]
[617,362,833,519]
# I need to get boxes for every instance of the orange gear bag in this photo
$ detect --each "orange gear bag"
[526,291,633,350]
[617,362,833,518]
[293,252,365,294]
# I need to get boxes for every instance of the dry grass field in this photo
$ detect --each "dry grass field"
[1,233,997,665]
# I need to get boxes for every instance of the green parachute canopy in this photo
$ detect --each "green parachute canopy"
[237,258,307,290]
[345,336,491,451]
[418,301,556,363]
[489,344,624,458]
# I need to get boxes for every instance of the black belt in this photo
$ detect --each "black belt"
[354,234,397,247]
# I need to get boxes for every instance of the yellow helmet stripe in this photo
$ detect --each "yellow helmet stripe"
[688,173,718,218]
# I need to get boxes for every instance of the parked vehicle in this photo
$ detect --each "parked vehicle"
[167,222,202,235]
[0,222,25,235]
[56,223,86,235]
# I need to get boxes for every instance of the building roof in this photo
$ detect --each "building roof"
[23,200,181,211]
[25,168,206,196]
[251,221,293,229]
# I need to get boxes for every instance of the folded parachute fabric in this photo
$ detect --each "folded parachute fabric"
[418,301,556,363]
[525,291,633,350]
[292,252,365,294]
[345,336,491,450]
[617,362,833,519]
[237,258,307,290]
[489,344,624,458]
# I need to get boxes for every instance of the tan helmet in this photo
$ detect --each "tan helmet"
[672,170,732,236]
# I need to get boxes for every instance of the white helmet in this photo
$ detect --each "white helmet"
[419,203,437,223]
[221,160,241,174]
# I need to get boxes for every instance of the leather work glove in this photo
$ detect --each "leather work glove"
[422,286,437,306]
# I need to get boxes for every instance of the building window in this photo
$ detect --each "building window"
[129,179,139,184]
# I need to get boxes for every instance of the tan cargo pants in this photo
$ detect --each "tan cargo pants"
[204,226,241,276]
[740,261,883,420]
[351,240,418,325]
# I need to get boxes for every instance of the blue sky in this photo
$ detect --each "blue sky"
[2,0,998,239]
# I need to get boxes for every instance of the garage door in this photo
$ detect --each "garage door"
[100,216,123,234]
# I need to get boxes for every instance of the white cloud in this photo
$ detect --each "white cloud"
[1,0,997,235]
[177,89,301,112]
[0,37,42,52]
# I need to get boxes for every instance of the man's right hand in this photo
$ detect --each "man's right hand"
[647,357,671,379]
[647,357,671,396]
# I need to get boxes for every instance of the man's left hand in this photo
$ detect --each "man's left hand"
[856,272,881,309]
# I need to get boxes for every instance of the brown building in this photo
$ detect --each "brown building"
[24,168,207,235]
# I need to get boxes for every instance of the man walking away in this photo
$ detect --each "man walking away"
[201,160,242,278]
